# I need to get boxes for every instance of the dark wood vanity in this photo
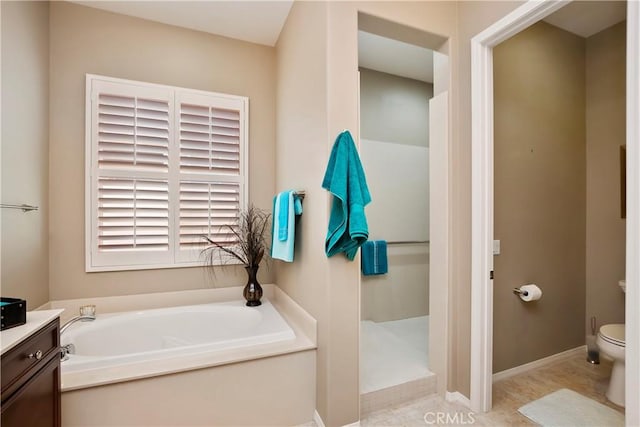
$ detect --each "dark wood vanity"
[1,317,61,427]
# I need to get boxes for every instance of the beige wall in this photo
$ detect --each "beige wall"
[48,2,276,300]
[586,22,626,332]
[493,22,587,373]
[359,68,431,322]
[1,1,50,308]
[454,0,525,396]
[275,0,332,422]
[359,68,432,147]
[277,2,456,425]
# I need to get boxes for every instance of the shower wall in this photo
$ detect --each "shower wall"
[359,68,431,322]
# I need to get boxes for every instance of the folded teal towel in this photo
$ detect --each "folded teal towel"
[278,192,289,241]
[361,240,388,275]
[271,190,303,262]
[322,130,371,260]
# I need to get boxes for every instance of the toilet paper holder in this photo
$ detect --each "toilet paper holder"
[513,288,529,297]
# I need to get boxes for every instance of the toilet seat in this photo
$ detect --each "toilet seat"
[600,324,625,347]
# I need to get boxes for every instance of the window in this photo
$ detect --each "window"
[86,75,248,271]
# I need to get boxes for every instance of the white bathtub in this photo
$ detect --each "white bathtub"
[57,286,317,426]
[61,299,295,373]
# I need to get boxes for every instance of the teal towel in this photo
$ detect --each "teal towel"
[278,193,289,241]
[361,240,388,275]
[271,190,303,262]
[322,131,371,260]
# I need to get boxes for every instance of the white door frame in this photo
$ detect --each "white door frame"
[470,2,640,425]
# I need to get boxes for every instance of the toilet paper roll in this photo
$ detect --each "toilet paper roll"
[518,284,542,302]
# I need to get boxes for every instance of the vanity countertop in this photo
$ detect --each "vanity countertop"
[1,309,64,355]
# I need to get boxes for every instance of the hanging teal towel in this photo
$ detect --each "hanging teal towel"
[361,240,388,275]
[271,190,303,262]
[322,130,371,260]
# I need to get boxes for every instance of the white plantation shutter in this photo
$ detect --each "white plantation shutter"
[97,95,170,172]
[178,182,241,249]
[97,178,170,251]
[175,91,246,263]
[86,75,248,271]
[179,105,241,175]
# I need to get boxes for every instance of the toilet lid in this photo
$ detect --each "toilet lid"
[600,324,625,346]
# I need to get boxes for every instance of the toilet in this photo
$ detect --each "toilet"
[597,323,625,407]
[596,279,626,407]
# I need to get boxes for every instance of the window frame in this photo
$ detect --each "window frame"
[85,74,249,272]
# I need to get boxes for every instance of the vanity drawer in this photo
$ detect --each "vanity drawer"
[1,318,59,401]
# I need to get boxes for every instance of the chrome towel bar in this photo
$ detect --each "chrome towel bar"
[0,203,38,212]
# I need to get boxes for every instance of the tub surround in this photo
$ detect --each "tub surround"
[0,310,64,355]
[63,350,316,426]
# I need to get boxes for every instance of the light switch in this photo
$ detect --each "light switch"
[493,240,501,255]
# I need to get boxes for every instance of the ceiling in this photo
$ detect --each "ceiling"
[358,31,434,83]
[72,0,626,81]
[71,1,293,46]
[543,1,626,38]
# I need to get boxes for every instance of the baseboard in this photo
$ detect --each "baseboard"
[445,391,471,408]
[313,410,325,427]
[492,345,586,383]
[313,410,360,427]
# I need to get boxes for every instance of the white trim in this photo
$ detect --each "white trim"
[312,410,360,427]
[492,346,586,383]
[445,391,471,408]
[313,410,326,427]
[625,1,640,424]
[471,0,640,417]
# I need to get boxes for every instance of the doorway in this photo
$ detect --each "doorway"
[357,12,451,414]
[470,1,640,424]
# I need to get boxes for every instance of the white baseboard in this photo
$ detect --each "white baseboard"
[492,345,586,383]
[312,410,360,427]
[445,391,471,408]
[313,410,325,427]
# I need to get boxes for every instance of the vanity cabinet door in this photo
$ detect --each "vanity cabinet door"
[1,319,61,427]
[1,356,61,427]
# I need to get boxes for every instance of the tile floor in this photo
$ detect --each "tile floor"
[359,351,624,426]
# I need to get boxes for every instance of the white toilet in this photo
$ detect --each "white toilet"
[596,280,626,407]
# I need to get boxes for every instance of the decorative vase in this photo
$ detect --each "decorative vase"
[243,265,262,307]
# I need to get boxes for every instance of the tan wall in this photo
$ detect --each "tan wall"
[274,0,331,422]
[359,68,432,147]
[48,2,276,300]
[277,2,456,424]
[493,21,586,373]
[1,1,50,308]
[585,22,626,332]
[454,0,525,396]
[359,68,431,322]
